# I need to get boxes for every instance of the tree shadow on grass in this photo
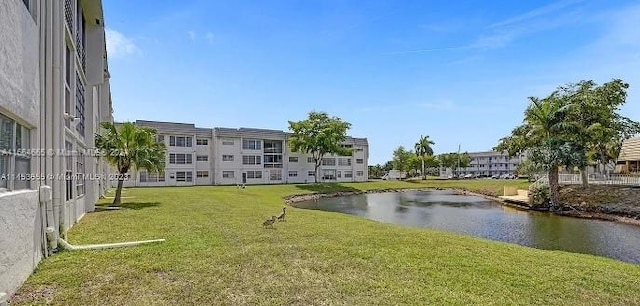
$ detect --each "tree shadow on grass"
[95,202,161,210]
[294,183,361,194]
[403,179,427,184]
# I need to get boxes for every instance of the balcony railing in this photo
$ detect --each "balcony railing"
[76,31,86,71]
[64,0,73,33]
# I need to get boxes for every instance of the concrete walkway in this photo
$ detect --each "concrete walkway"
[499,188,530,206]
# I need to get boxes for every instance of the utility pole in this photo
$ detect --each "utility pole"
[457,144,461,177]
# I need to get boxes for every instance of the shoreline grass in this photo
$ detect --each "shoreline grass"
[12,180,640,305]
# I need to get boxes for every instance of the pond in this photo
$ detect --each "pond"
[295,189,640,264]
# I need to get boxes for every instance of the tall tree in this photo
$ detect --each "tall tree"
[495,94,584,209]
[438,152,470,175]
[561,80,640,186]
[423,155,440,176]
[382,161,394,172]
[414,135,435,180]
[368,164,384,178]
[95,122,166,205]
[391,146,414,174]
[288,111,352,183]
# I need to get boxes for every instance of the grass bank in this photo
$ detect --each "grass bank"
[12,181,640,305]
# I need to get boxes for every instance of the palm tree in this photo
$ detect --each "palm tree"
[497,95,581,209]
[95,122,166,205]
[414,135,435,180]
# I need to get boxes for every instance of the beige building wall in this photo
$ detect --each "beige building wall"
[0,0,112,297]
[125,121,369,186]
[616,138,640,173]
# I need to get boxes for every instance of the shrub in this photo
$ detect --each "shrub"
[529,184,550,209]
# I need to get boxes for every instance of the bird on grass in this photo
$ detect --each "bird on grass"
[262,216,276,228]
[276,207,286,222]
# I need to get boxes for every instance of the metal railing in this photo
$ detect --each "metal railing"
[64,0,73,33]
[558,173,640,186]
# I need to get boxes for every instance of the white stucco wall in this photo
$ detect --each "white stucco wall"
[0,0,40,127]
[0,190,42,296]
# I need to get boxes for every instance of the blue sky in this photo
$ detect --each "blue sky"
[103,0,640,165]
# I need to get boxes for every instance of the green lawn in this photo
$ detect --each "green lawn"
[13,180,640,305]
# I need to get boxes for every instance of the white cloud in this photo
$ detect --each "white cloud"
[487,0,585,29]
[418,100,457,111]
[204,32,215,44]
[187,30,196,40]
[105,29,141,59]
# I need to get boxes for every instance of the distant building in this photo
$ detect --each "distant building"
[616,138,640,173]
[122,120,369,186]
[446,151,527,177]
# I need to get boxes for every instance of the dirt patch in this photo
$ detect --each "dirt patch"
[10,285,56,304]
[559,185,640,223]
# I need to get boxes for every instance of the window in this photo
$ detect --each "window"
[288,156,298,163]
[75,0,86,70]
[197,139,208,145]
[322,158,336,166]
[169,136,192,147]
[338,158,351,166]
[322,169,336,180]
[356,159,364,164]
[269,170,282,181]
[337,171,341,178]
[308,171,315,177]
[263,140,283,153]
[76,152,85,197]
[65,141,73,200]
[356,171,364,177]
[0,114,31,191]
[223,171,234,178]
[157,135,164,143]
[140,171,165,182]
[196,155,208,162]
[307,157,313,163]
[242,155,261,165]
[22,0,35,20]
[246,171,262,179]
[64,47,72,129]
[222,140,234,146]
[356,146,364,152]
[288,171,298,177]
[75,74,85,137]
[222,155,234,161]
[344,171,353,178]
[169,153,193,164]
[263,154,283,168]
[242,139,261,150]
[197,171,209,178]
[176,171,193,182]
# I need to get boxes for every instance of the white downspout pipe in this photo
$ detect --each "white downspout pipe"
[57,238,166,251]
[52,0,66,240]
[43,0,59,250]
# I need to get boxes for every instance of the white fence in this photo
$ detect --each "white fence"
[558,173,640,186]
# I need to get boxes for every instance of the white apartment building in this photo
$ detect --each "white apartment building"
[1,0,112,297]
[451,151,527,177]
[123,120,369,186]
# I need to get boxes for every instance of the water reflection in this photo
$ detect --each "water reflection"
[296,190,640,264]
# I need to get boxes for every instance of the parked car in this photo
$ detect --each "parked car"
[463,173,474,179]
